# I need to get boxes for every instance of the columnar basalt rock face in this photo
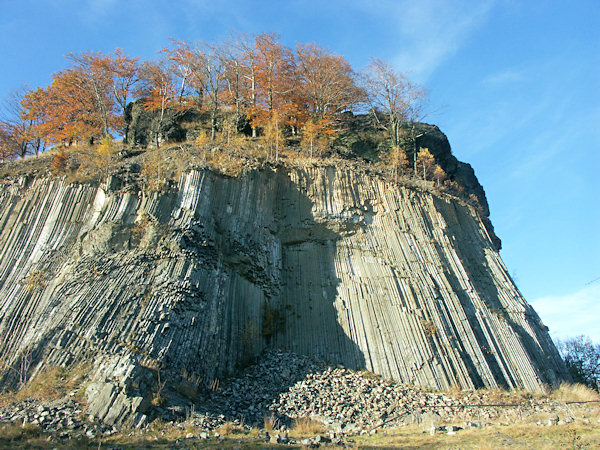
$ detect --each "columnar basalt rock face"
[0,167,568,424]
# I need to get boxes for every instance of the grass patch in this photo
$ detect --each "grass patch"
[0,362,90,408]
[215,421,247,436]
[289,416,325,437]
[263,414,279,432]
[351,422,600,449]
[552,382,600,402]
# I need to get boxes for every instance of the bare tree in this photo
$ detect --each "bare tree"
[67,51,116,136]
[363,58,427,146]
[139,60,176,148]
[557,335,600,390]
[188,42,226,141]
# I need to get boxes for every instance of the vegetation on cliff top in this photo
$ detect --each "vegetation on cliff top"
[0,32,485,217]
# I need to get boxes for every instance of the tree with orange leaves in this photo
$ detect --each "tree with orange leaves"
[1,87,45,158]
[22,69,105,146]
[301,117,338,158]
[162,40,195,104]
[0,123,17,161]
[295,43,363,118]
[246,33,300,148]
[253,33,294,112]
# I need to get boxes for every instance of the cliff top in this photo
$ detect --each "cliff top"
[0,114,500,249]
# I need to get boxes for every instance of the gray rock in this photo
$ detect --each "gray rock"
[0,166,570,426]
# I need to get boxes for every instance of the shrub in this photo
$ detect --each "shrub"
[50,150,69,174]
[21,269,46,291]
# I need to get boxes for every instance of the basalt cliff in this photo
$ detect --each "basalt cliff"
[0,127,569,426]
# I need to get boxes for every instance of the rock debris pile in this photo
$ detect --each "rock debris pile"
[0,398,116,439]
[185,350,568,432]
[0,351,585,444]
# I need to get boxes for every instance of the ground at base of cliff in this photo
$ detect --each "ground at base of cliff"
[0,420,599,448]
[0,351,598,448]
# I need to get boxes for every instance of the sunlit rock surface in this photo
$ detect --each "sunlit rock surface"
[0,167,569,424]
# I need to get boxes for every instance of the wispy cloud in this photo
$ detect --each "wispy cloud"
[389,0,497,81]
[530,284,600,342]
[81,0,119,21]
[483,68,527,85]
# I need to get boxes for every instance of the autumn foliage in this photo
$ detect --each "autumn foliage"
[3,33,461,194]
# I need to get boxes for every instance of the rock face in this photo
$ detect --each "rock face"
[124,101,204,147]
[0,166,568,424]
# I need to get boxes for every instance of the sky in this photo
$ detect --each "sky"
[0,0,598,341]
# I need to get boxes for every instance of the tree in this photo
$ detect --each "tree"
[1,87,44,158]
[301,117,337,158]
[253,33,293,112]
[383,144,409,183]
[190,42,226,141]
[67,51,117,136]
[162,39,195,104]
[363,58,427,147]
[218,34,252,133]
[22,70,105,146]
[295,43,363,118]
[432,164,446,187]
[416,147,435,181]
[262,110,285,161]
[0,123,17,161]
[139,60,177,148]
[108,49,141,139]
[557,336,600,390]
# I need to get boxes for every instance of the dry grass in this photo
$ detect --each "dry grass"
[263,414,279,432]
[0,362,90,408]
[289,416,325,437]
[552,382,600,402]
[352,422,600,449]
[0,423,53,447]
[474,386,539,404]
[215,421,246,436]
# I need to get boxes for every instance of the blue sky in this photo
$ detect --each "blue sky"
[1,0,598,341]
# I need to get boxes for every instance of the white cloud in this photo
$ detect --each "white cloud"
[483,68,527,85]
[389,0,497,81]
[530,283,600,342]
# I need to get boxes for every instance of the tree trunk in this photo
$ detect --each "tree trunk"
[211,108,217,141]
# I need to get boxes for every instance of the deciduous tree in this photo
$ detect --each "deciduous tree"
[557,336,600,390]
[22,70,105,146]
[296,43,363,118]
[416,147,435,181]
[108,49,141,139]
[139,60,177,147]
[301,117,337,158]
[363,58,427,149]
[433,164,446,187]
[383,144,409,183]
[1,87,45,158]
[67,51,117,136]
